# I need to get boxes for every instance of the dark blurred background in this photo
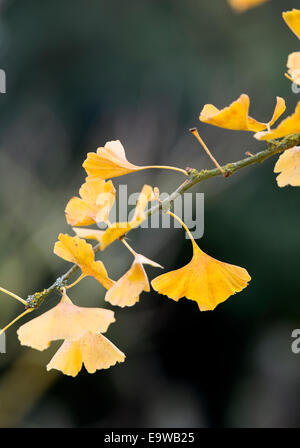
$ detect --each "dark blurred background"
[0,0,300,428]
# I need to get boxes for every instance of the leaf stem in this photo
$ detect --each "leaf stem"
[0,287,28,306]
[190,127,225,174]
[167,210,195,242]
[65,274,86,290]
[139,165,188,175]
[0,309,33,337]
[121,238,137,257]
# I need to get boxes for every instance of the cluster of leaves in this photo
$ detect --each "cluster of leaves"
[17,140,251,377]
[0,7,300,378]
[200,9,300,187]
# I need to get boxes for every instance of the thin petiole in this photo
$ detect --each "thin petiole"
[65,274,86,290]
[167,210,195,243]
[139,165,188,176]
[0,286,28,306]
[284,73,293,82]
[0,308,33,337]
[121,238,137,257]
[190,127,225,174]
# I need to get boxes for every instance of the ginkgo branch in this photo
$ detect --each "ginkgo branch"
[25,133,300,311]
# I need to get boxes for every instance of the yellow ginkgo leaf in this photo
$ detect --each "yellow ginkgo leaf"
[228,0,269,13]
[100,184,153,250]
[200,94,285,132]
[287,52,300,86]
[152,240,250,311]
[47,332,125,377]
[83,140,187,180]
[65,178,115,226]
[105,253,163,308]
[283,9,300,39]
[151,212,251,311]
[17,291,115,351]
[83,140,140,180]
[274,146,300,187]
[54,234,114,289]
[254,101,300,141]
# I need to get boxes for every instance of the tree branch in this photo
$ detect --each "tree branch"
[25,133,300,310]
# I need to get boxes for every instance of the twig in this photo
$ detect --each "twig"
[25,133,300,310]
